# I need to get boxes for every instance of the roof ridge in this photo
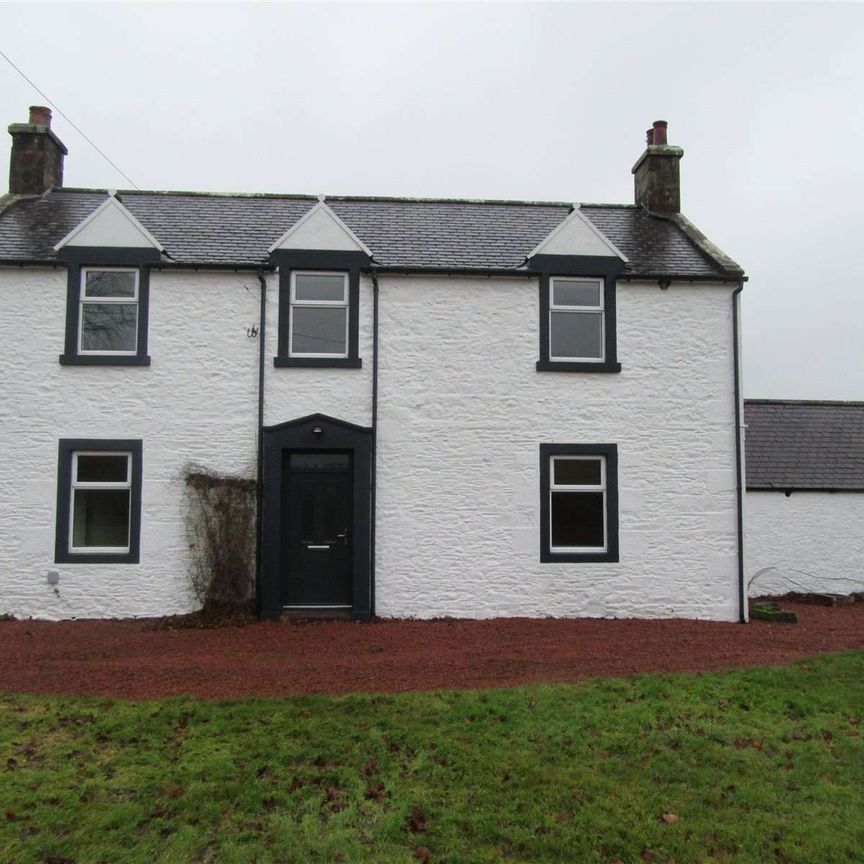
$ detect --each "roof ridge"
[579,203,639,210]
[51,187,580,208]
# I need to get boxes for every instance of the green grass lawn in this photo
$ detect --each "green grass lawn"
[2,653,863,864]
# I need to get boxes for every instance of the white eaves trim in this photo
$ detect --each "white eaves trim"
[528,205,628,262]
[268,200,372,255]
[53,193,164,252]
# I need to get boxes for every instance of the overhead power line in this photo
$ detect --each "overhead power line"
[0,47,140,189]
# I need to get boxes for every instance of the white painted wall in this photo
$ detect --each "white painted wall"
[0,266,260,619]
[0,266,740,621]
[375,276,740,621]
[262,274,374,428]
[746,492,864,597]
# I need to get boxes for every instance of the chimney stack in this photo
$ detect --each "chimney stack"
[8,105,68,195]
[632,120,683,213]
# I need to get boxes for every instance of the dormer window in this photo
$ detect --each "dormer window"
[268,200,370,370]
[79,268,139,355]
[527,207,626,375]
[289,271,349,358]
[54,194,161,367]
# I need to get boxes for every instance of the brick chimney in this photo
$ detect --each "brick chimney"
[8,106,68,194]
[632,120,683,213]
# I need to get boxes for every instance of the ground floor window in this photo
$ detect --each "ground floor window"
[540,443,619,563]
[55,439,143,564]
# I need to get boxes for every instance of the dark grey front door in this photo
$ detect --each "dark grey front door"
[281,452,353,608]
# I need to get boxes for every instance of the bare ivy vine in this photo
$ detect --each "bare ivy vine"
[184,465,256,612]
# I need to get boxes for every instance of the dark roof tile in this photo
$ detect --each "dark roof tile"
[744,400,864,491]
[0,188,738,276]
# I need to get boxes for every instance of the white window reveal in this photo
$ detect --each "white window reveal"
[79,268,139,354]
[549,454,607,552]
[289,272,349,358]
[549,277,604,362]
[70,451,132,552]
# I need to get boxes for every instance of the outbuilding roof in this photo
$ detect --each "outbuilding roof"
[0,188,741,277]
[744,400,864,491]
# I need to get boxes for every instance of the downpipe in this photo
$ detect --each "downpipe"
[370,268,380,618]
[254,269,267,616]
[732,280,746,623]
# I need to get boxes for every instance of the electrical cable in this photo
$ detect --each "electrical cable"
[0,47,140,189]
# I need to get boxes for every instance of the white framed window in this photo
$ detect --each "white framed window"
[540,443,619,563]
[289,271,349,358]
[78,268,139,355]
[55,439,142,563]
[69,451,133,553]
[549,455,607,553]
[549,277,604,362]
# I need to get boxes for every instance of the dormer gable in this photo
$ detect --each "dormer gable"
[53,193,164,252]
[268,199,371,255]
[528,206,627,262]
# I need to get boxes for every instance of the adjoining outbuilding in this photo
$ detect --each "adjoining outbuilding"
[745,399,864,599]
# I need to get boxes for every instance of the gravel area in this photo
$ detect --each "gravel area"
[1,603,862,699]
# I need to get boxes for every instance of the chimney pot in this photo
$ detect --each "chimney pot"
[646,127,655,145]
[28,106,52,128]
[652,120,668,146]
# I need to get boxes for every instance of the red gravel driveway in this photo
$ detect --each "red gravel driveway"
[1,603,862,700]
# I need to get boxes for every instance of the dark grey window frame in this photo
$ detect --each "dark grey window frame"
[540,442,619,563]
[532,255,624,374]
[55,438,143,564]
[271,250,369,369]
[57,247,159,366]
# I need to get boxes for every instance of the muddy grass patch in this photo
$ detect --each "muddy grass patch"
[2,653,864,863]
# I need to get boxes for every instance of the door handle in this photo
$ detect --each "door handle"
[336,528,350,544]
[306,544,330,550]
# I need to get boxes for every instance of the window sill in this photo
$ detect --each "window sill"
[536,360,622,374]
[274,356,362,369]
[55,552,140,564]
[60,354,151,367]
[540,550,619,563]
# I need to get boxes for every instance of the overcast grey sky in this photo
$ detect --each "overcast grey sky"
[2,2,862,400]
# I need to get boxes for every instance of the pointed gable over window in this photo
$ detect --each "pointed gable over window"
[528,206,626,262]
[54,193,164,252]
[268,199,371,255]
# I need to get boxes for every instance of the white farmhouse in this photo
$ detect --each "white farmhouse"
[0,109,748,622]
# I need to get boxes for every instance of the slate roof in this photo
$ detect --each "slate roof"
[744,400,864,491]
[0,188,741,277]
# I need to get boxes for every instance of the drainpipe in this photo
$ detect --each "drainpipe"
[370,268,380,618]
[732,279,746,623]
[254,269,267,616]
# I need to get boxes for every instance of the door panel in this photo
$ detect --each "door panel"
[282,455,353,607]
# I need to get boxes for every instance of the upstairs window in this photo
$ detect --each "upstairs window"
[79,268,139,355]
[549,277,604,362]
[58,251,154,367]
[273,254,363,369]
[289,272,349,358]
[540,443,619,563]
[535,270,621,374]
[55,439,143,563]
